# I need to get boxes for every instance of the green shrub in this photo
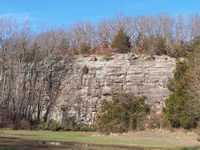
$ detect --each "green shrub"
[48,120,62,131]
[96,93,150,133]
[164,92,196,129]
[75,123,96,132]
[61,116,77,131]
[38,120,61,131]
[37,121,49,130]
[61,115,96,131]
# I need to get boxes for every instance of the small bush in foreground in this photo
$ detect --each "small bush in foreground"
[38,120,62,131]
[96,93,150,133]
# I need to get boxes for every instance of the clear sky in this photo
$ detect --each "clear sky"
[1,0,200,29]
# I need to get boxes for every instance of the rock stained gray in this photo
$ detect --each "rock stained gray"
[51,54,176,124]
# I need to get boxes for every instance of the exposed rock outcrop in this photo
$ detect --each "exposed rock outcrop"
[51,54,176,125]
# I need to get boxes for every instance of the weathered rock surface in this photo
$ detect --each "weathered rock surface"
[51,54,176,124]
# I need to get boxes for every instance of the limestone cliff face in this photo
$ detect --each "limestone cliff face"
[51,54,176,124]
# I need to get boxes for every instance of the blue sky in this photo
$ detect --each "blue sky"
[0,0,200,29]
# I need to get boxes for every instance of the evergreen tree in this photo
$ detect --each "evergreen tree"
[96,93,149,133]
[111,28,131,53]
[165,37,200,129]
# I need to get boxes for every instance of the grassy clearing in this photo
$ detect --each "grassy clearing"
[0,129,199,149]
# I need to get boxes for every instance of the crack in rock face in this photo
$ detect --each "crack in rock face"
[50,54,176,125]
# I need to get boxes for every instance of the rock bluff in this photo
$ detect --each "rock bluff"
[51,54,176,124]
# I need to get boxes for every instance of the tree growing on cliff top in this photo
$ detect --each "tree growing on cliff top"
[111,28,131,53]
[79,42,91,54]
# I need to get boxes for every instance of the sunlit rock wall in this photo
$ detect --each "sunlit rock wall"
[51,54,176,124]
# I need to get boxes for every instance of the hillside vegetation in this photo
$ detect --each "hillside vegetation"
[0,15,200,133]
